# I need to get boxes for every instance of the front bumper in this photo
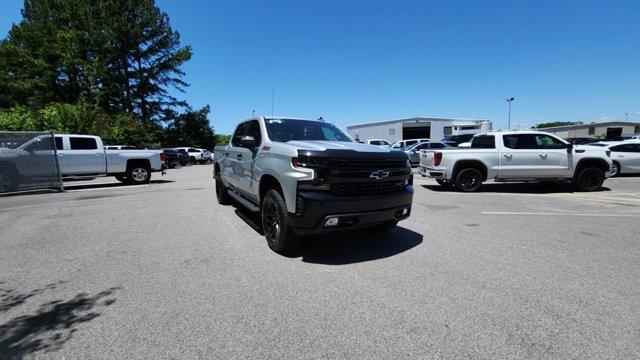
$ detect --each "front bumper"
[287,186,414,235]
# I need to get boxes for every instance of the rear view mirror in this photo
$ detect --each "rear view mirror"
[238,135,256,148]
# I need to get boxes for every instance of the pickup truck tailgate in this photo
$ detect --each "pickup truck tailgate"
[420,150,435,167]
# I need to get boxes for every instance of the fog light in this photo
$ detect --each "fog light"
[402,208,409,215]
[325,217,339,227]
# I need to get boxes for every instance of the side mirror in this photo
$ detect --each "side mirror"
[238,135,256,148]
[566,143,573,151]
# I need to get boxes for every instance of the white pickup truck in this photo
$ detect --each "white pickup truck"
[54,134,166,183]
[419,131,612,192]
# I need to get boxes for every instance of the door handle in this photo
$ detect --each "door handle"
[237,154,243,160]
[224,153,229,157]
[618,155,624,158]
[539,153,548,158]
[504,154,513,159]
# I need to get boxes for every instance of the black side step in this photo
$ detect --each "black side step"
[227,190,260,212]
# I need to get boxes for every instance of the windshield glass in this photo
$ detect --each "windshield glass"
[265,119,352,142]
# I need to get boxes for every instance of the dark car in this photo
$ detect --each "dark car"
[441,134,475,147]
[173,149,190,166]
[162,149,181,168]
[565,137,599,145]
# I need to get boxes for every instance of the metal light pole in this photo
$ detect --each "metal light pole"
[626,112,629,122]
[252,109,255,117]
[506,97,515,130]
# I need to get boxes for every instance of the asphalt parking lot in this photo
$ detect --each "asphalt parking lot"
[1,165,639,358]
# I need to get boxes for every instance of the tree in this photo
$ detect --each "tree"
[166,105,216,149]
[535,121,583,129]
[0,0,192,124]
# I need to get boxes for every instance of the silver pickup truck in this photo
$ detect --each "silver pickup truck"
[419,131,612,192]
[213,117,414,252]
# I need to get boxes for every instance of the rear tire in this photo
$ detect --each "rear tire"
[573,167,605,192]
[190,156,196,164]
[261,189,299,253]
[215,171,231,205]
[611,161,620,177]
[125,164,151,185]
[454,168,483,192]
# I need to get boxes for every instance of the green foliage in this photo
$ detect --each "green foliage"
[214,134,232,146]
[166,105,216,149]
[0,0,216,148]
[535,121,584,128]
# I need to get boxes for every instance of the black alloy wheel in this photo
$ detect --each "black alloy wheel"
[455,168,482,192]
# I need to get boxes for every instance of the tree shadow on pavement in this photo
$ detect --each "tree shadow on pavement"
[422,182,611,194]
[63,179,173,191]
[0,281,67,313]
[291,227,423,265]
[0,286,122,358]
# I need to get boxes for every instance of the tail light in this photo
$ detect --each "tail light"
[160,152,167,162]
[434,152,443,166]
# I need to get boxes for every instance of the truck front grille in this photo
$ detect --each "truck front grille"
[330,180,405,196]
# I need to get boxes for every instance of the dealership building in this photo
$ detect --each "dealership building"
[346,117,492,143]
[537,121,640,140]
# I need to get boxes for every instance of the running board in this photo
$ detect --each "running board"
[227,190,260,212]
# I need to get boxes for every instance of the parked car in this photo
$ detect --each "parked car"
[0,134,165,191]
[174,147,210,164]
[419,131,612,192]
[390,138,430,150]
[161,149,181,168]
[213,116,413,252]
[105,145,137,150]
[595,140,640,176]
[565,137,599,145]
[198,148,213,164]
[365,139,391,147]
[441,134,475,147]
[403,141,452,165]
[174,149,190,166]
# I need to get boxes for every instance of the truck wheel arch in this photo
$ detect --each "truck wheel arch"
[574,158,610,176]
[259,174,283,203]
[452,160,488,181]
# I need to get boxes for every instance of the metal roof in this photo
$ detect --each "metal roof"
[347,116,491,129]
[539,121,639,132]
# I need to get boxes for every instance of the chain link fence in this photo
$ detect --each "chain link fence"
[0,131,63,194]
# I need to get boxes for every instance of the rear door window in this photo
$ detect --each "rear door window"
[70,137,97,150]
[503,134,534,149]
[471,135,495,149]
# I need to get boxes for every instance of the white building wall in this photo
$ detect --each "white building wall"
[347,117,492,143]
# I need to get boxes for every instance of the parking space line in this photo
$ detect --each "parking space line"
[482,211,639,217]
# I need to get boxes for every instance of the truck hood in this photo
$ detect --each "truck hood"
[284,140,393,153]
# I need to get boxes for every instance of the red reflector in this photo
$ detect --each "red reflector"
[434,152,442,166]
[262,145,271,151]
[160,153,167,161]
[291,157,300,167]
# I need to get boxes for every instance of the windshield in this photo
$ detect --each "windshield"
[265,119,352,142]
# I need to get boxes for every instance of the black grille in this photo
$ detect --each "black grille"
[330,180,404,196]
[329,158,406,170]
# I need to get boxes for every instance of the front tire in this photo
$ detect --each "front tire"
[573,167,605,192]
[125,165,151,185]
[454,168,483,192]
[611,161,620,177]
[215,172,231,205]
[261,189,298,253]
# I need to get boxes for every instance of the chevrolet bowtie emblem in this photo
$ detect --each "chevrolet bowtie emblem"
[370,170,390,180]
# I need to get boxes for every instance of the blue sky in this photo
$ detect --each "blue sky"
[1,0,638,134]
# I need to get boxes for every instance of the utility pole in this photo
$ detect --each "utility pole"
[252,109,255,117]
[626,112,629,122]
[506,97,515,130]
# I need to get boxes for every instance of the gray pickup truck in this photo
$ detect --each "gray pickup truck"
[213,117,414,252]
